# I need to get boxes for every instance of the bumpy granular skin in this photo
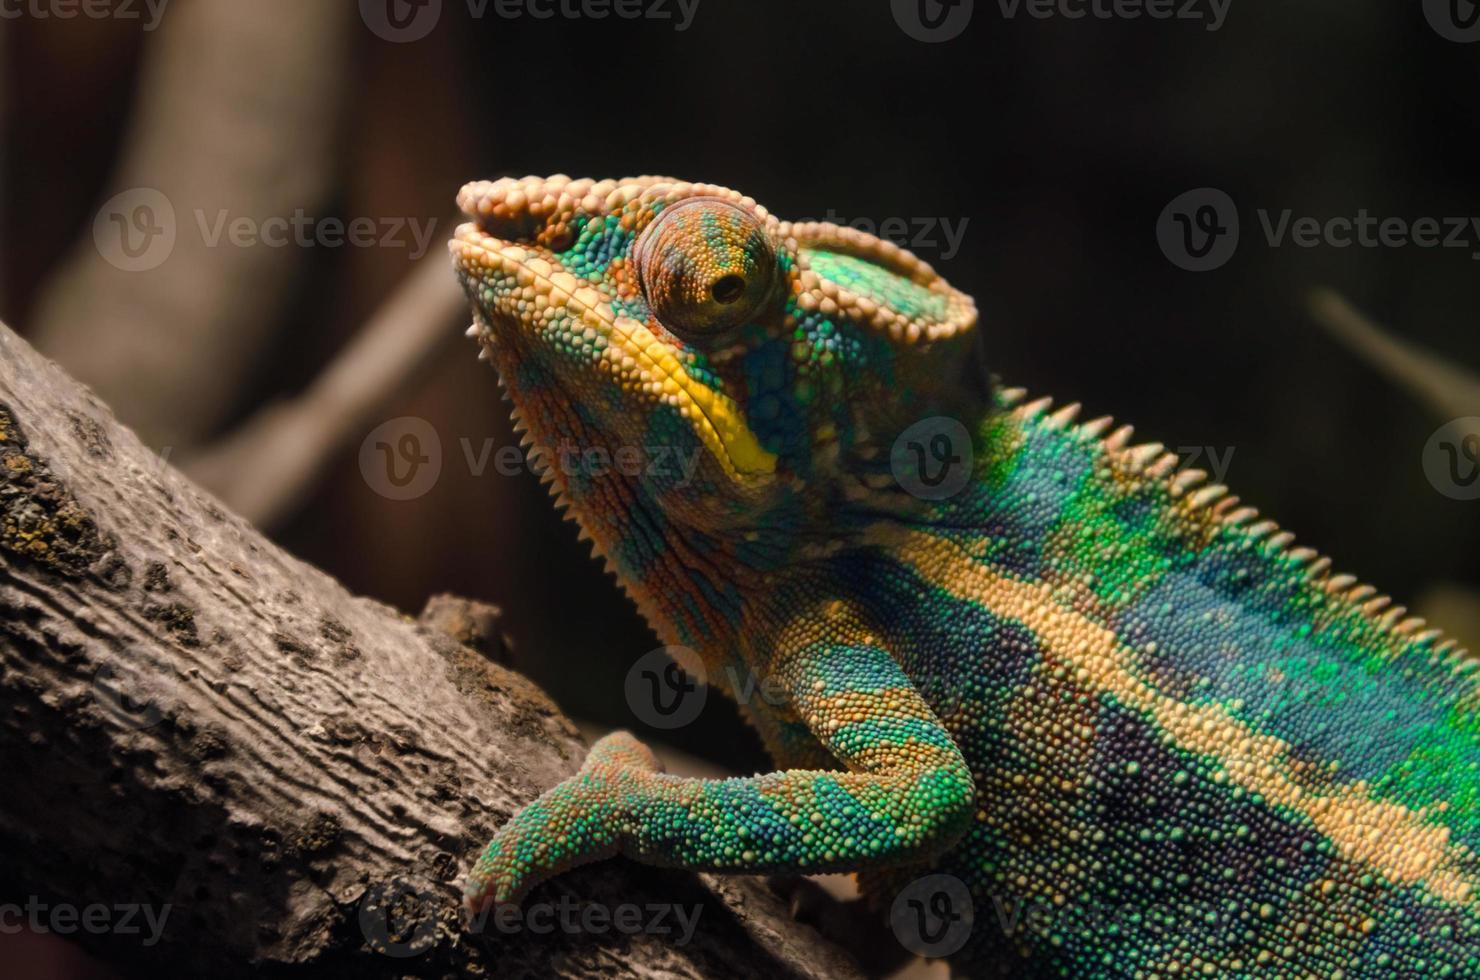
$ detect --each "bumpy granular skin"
[451,175,1480,977]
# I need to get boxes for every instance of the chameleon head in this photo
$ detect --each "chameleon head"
[450,174,979,545]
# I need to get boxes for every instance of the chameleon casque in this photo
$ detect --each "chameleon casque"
[449,174,1480,977]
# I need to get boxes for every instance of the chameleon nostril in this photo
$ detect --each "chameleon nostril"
[711,275,746,305]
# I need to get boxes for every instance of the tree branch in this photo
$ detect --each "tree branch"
[0,321,858,980]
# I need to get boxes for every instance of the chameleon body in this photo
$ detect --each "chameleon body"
[450,175,1480,977]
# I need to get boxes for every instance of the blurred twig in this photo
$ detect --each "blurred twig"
[1306,287,1480,422]
[1308,288,1480,657]
[182,246,467,529]
[27,0,355,450]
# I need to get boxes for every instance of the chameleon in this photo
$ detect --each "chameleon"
[449,174,1480,977]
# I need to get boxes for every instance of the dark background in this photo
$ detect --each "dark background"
[4,0,1478,787]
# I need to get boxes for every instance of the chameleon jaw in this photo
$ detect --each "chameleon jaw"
[450,222,778,485]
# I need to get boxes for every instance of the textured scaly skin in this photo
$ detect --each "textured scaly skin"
[449,175,1480,977]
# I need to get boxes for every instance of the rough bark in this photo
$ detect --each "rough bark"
[0,321,860,980]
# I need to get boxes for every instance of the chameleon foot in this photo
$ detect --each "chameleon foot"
[464,731,663,915]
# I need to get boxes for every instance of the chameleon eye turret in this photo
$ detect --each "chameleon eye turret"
[632,197,779,338]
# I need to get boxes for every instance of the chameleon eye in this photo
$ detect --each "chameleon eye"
[632,198,778,338]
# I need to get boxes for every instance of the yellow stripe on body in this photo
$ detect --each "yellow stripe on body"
[867,523,1478,905]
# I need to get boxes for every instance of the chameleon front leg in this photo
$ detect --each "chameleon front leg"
[464,606,975,914]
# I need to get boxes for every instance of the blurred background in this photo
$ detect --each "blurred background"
[2,1,1478,974]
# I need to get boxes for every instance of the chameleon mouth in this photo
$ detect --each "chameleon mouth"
[449,222,778,483]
